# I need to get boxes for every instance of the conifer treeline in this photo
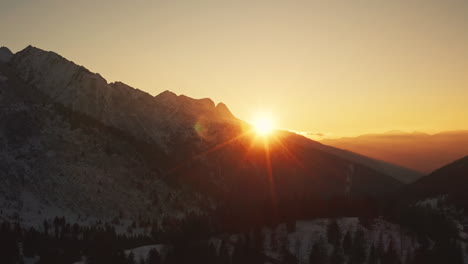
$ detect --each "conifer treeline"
[0,211,465,264]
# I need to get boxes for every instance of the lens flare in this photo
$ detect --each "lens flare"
[253,116,274,136]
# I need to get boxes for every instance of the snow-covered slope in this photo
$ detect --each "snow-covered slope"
[0,62,209,229]
[210,217,420,264]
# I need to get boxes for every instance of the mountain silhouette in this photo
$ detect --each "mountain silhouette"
[0,45,406,228]
[400,156,468,210]
[321,131,468,174]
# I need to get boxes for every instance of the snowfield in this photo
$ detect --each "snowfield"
[125,244,169,263]
[205,217,421,264]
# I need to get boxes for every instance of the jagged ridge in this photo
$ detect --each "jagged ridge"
[11,46,239,153]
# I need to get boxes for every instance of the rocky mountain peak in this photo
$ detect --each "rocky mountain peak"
[0,46,13,63]
[9,45,240,151]
[154,90,178,105]
[216,102,234,119]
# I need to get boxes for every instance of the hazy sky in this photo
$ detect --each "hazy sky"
[1,0,467,137]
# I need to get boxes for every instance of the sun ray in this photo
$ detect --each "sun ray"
[262,136,279,218]
[270,135,305,169]
[167,130,251,174]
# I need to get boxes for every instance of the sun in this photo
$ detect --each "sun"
[253,116,275,136]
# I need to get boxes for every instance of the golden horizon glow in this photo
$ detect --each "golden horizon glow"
[2,0,468,137]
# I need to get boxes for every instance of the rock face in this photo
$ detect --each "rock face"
[0,60,207,227]
[0,47,13,63]
[11,46,240,153]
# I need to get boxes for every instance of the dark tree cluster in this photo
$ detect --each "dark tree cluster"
[384,204,465,264]
[0,221,21,264]
[1,206,466,264]
[306,220,407,264]
[0,218,151,264]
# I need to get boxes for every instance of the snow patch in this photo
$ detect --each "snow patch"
[125,244,169,262]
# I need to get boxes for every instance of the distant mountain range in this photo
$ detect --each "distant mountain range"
[1,45,417,229]
[401,155,468,211]
[321,131,468,174]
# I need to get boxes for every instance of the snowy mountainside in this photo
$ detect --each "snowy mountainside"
[1,45,405,231]
[9,46,412,183]
[0,63,209,229]
[207,217,421,264]
[1,45,467,264]
[11,46,241,154]
[268,218,418,264]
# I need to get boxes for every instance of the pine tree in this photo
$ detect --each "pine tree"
[43,220,49,235]
[270,229,278,252]
[309,238,328,264]
[382,238,400,264]
[349,228,366,264]
[327,220,341,246]
[23,227,39,257]
[403,251,413,264]
[343,231,353,256]
[412,244,429,264]
[163,248,178,264]
[150,223,161,242]
[286,221,296,233]
[281,244,298,264]
[449,241,464,264]
[232,241,247,264]
[0,222,20,264]
[218,240,230,264]
[368,244,378,264]
[146,248,161,264]
[253,227,264,253]
[126,252,136,264]
[330,247,345,264]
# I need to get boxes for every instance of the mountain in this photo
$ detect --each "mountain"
[0,47,13,63]
[11,46,242,154]
[3,45,465,264]
[287,134,422,183]
[1,46,403,229]
[0,60,207,227]
[320,131,468,174]
[401,156,468,210]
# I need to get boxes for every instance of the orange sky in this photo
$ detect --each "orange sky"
[2,0,467,138]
